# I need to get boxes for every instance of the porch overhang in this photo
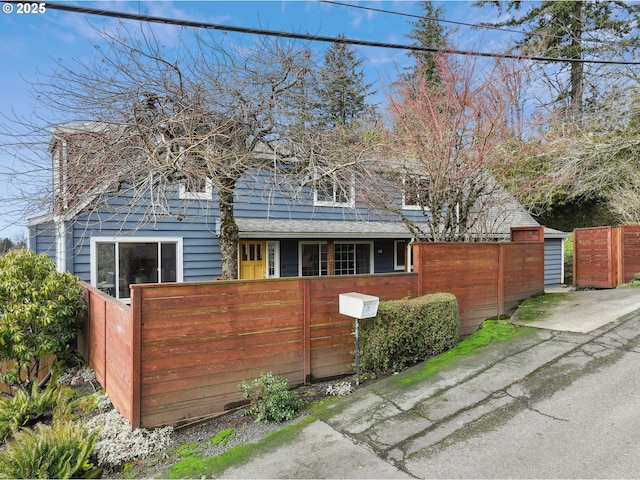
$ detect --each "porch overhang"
[236,218,415,239]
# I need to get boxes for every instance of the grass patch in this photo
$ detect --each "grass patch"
[209,428,236,447]
[395,319,530,387]
[511,292,571,322]
[167,416,316,479]
[175,442,204,458]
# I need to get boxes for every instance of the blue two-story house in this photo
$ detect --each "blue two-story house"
[28,127,566,301]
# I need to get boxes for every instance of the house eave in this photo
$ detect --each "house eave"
[236,219,415,240]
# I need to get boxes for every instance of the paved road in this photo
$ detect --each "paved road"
[404,335,640,478]
[221,289,640,479]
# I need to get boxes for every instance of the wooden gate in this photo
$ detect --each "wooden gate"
[573,225,640,288]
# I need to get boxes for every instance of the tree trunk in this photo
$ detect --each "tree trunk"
[219,178,239,280]
[569,1,584,114]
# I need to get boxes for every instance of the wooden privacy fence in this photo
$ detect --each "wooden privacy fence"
[413,238,544,336]
[79,230,544,428]
[574,225,640,288]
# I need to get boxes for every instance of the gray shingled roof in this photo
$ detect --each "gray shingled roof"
[237,219,416,239]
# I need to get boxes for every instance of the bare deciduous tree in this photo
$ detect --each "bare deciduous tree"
[364,54,534,242]
[2,25,381,279]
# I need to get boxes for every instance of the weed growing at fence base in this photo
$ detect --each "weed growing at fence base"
[238,372,304,423]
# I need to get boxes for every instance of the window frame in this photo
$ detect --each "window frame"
[313,174,355,208]
[333,241,374,275]
[90,236,184,303]
[402,176,430,210]
[266,241,281,278]
[179,177,213,200]
[394,240,407,271]
[298,241,328,277]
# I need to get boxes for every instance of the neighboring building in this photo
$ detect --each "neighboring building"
[28,127,567,302]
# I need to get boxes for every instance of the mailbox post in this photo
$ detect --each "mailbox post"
[339,292,379,385]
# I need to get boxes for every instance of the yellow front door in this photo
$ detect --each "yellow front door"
[239,241,266,279]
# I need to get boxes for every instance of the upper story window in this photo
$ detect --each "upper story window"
[179,177,213,200]
[403,177,430,210]
[314,174,355,207]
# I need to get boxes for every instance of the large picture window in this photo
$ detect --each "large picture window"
[91,237,183,301]
[334,242,372,275]
[299,241,372,276]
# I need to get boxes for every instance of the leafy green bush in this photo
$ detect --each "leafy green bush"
[359,293,459,373]
[0,420,100,479]
[564,233,574,285]
[0,382,61,441]
[238,372,303,423]
[0,250,86,394]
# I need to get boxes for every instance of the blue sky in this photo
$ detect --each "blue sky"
[0,0,512,239]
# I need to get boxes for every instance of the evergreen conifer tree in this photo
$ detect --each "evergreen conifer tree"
[314,35,374,128]
[475,1,640,113]
[404,1,451,84]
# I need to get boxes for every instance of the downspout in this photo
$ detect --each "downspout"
[54,215,67,273]
[51,134,69,273]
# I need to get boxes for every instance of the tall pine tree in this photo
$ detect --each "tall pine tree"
[475,1,640,114]
[314,35,374,128]
[404,1,452,84]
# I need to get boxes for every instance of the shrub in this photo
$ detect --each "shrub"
[0,382,61,441]
[0,250,86,394]
[0,420,100,479]
[359,293,459,373]
[564,233,574,285]
[238,372,303,423]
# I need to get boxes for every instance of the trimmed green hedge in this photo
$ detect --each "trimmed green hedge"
[359,293,460,373]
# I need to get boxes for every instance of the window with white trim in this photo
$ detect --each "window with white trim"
[179,177,213,200]
[91,237,183,301]
[403,177,430,209]
[334,242,372,275]
[298,241,373,276]
[299,241,328,276]
[314,175,354,207]
[394,240,407,271]
[266,241,280,278]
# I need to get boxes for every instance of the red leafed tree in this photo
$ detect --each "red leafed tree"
[366,54,534,241]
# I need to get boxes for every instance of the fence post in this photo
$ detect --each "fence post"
[302,279,311,384]
[130,286,142,429]
[498,244,505,317]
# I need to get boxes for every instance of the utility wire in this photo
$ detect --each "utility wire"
[25,1,640,66]
[320,0,536,38]
[322,0,614,45]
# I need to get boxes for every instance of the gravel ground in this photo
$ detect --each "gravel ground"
[102,379,356,478]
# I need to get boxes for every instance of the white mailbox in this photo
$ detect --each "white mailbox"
[339,292,379,319]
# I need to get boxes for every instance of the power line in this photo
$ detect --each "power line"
[320,0,536,38]
[322,0,613,46]
[27,1,640,66]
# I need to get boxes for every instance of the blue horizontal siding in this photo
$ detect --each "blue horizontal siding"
[30,168,433,281]
[544,238,564,287]
[29,221,56,264]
